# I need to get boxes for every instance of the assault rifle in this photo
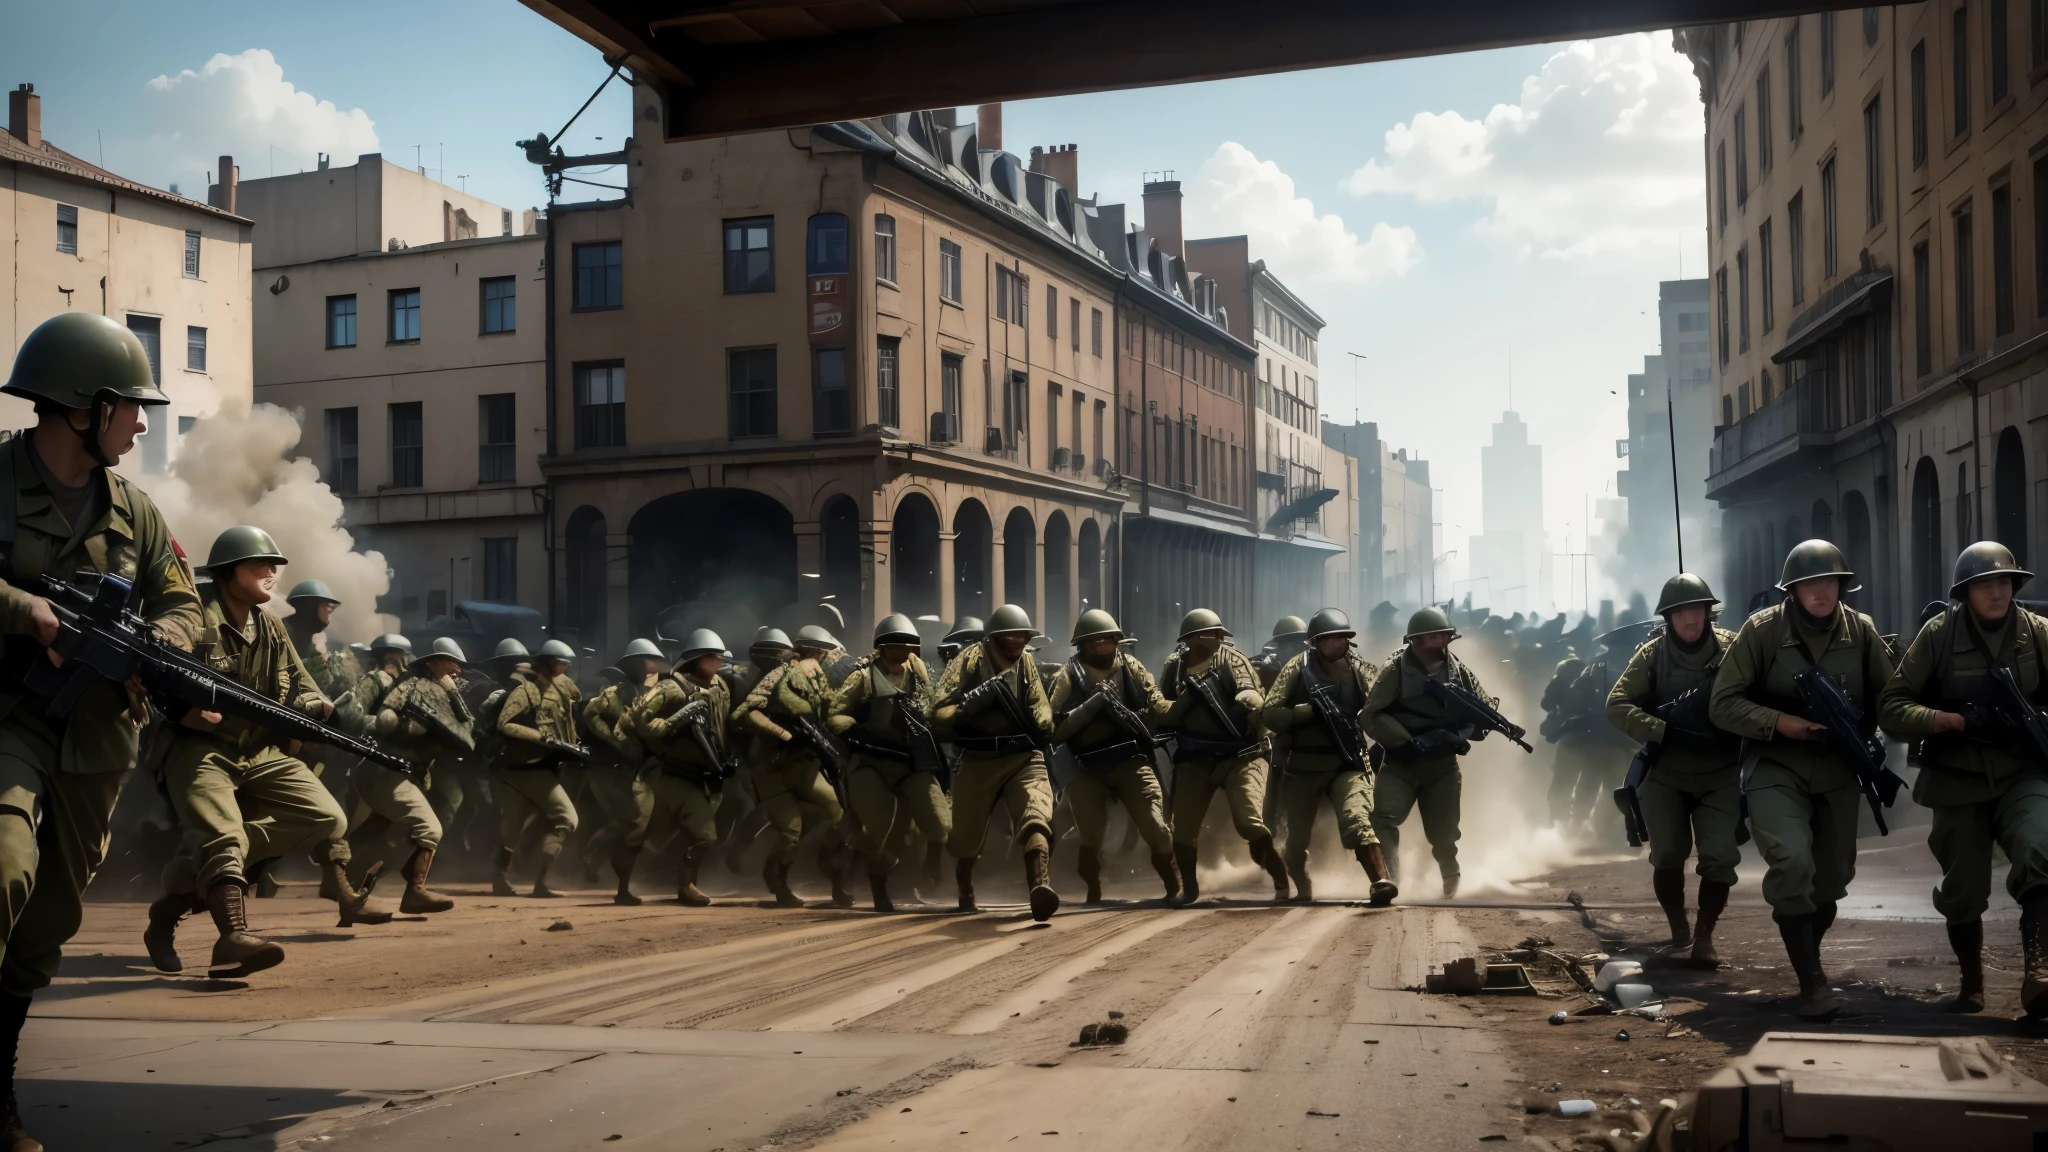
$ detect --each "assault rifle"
[959,670,1048,751]
[1978,666,2048,765]
[1614,743,1656,848]
[1299,659,1368,772]
[3,571,416,775]
[1422,677,1534,753]
[541,737,593,763]
[400,696,474,753]
[1790,666,1906,835]
[894,694,950,783]
[789,712,846,779]
[680,709,736,791]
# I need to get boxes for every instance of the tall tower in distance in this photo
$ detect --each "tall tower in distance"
[1468,410,1545,614]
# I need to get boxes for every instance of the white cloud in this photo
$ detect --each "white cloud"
[119,49,378,191]
[1344,33,1703,259]
[1187,141,1421,283]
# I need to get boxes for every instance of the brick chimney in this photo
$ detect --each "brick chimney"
[976,103,1002,151]
[1029,143,1080,199]
[207,155,238,213]
[8,84,40,150]
[1142,177,1183,261]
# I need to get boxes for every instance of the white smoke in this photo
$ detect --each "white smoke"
[129,400,392,643]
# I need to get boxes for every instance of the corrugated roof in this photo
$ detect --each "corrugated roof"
[0,132,251,224]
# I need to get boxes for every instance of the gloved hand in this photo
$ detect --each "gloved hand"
[959,676,1007,716]
[1408,729,1471,760]
[1234,689,1263,712]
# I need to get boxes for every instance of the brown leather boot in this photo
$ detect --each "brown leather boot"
[1077,845,1103,905]
[1248,836,1289,901]
[0,991,40,1152]
[531,831,565,898]
[955,857,978,913]
[1025,846,1059,922]
[328,860,391,928]
[677,842,711,906]
[1151,851,1182,904]
[1945,919,1985,1013]
[491,846,518,896]
[822,842,854,909]
[1653,867,1692,948]
[317,857,355,904]
[2023,894,2048,1023]
[1172,843,1200,906]
[400,847,456,914]
[143,891,198,973]
[1777,913,1841,1021]
[207,880,285,977]
[1357,844,1398,906]
[1285,856,1313,904]
[610,844,642,906]
[765,858,803,908]
[1690,880,1730,968]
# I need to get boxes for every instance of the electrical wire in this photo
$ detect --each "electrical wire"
[552,61,623,148]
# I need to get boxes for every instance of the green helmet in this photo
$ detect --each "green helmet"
[1070,608,1122,644]
[411,636,469,670]
[675,628,728,663]
[286,579,339,605]
[534,639,576,663]
[204,525,288,572]
[1950,540,2034,597]
[943,616,986,646]
[3,312,170,410]
[1270,615,1309,641]
[1176,608,1229,640]
[1307,607,1354,641]
[369,633,413,656]
[794,624,839,652]
[750,626,793,652]
[1404,606,1456,640]
[619,637,666,663]
[986,604,1035,636]
[1777,539,1858,592]
[1654,573,1719,616]
[873,613,921,646]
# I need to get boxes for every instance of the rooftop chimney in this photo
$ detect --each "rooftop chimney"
[8,84,40,150]
[1029,143,1080,199]
[1142,177,1183,261]
[976,103,1002,152]
[207,155,238,214]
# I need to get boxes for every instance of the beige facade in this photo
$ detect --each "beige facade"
[2,83,251,468]
[235,153,531,269]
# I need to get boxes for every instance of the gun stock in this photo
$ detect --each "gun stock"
[400,696,474,753]
[1422,677,1534,753]
[1614,745,1655,848]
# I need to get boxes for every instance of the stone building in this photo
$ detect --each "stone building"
[1322,419,1435,612]
[1467,410,1545,615]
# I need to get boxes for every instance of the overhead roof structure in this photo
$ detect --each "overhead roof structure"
[522,0,1869,140]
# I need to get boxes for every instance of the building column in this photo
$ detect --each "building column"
[604,531,630,655]
[938,530,957,624]
[1028,534,1045,630]
[868,521,892,627]
[1063,527,1079,634]
[990,533,1008,608]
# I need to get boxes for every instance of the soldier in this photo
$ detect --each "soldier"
[360,634,413,716]
[937,616,985,668]
[283,580,366,737]
[1555,624,1652,840]
[1160,609,1288,903]
[0,314,204,1149]
[932,604,1059,920]
[1362,607,1501,898]
[714,627,793,864]
[146,527,382,979]
[827,614,952,911]
[1605,574,1743,966]
[493,638,583,898]
[634,629,734,905]
[1878,542,2048,1019]
[735,625,854,907]
[1709,539,1895,1021]
[813,602,863,688]
[580,638,661,904]
[1049,609,1178,905]
[358,636,471,913]
[1262,608,1397,904]
[1251,615,1310,690]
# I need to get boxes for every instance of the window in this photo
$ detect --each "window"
[390,402,423,488]
[813,347,851,435]
[185,325,206,372]
[1734,107,1749,207]
[995,265,1026,324]
[1046,285,1058,339]
[1716,142,1729,231]
[125,316,160,384]
[1821,158,1839,277]
[1002,370,1027,450]
[1046,383,1061,460]
[1722,394,1735,427]
[1789,191,1807,304]
[807,213,848,279]
[1993,0,2012,103]
[324,408,358,494]
[183,230,200,279]
[388,288,420,343]
[1955,6,1972,138]
[502,209,513,236]
[1717,266,1730,365]
[1738,247,1752,352]
[1821,10,1836,95]
[479,393,516,483]
[1760,219,1775,333]
[1864,6,1880,44]
[1915,240,1934,376]
[1957,203,1978,354]
[874,214,897,283]
[1756,69,1773,174]
[940,353,963,435]
[723,219,773,294]
[728,348,777,439]
[938,239,962,304]
[1911,41,1928,167]
[1863,96,1884,227]
[1995,183,2016,336]
[481,276,516,333]
[481,538,516,603]
[1070,298,1081,351]
[55,205,76,255]
[877,337,900,428]
[326,295,357,348]
[1090,308,1104,356]
[574,241,624,308]
[574,363,627,449]
[1093,399,1106,468]
[1739,381,1752,417]
[1786,25,1804,138]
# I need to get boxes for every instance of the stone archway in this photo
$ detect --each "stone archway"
[1043,511,1072,645]
[629,489,796,643]
[565,505,607,646]
[1077,518,1103,618]
[1003,506,1037,619]
[1911,457,1943,608]
[953,498,994,622]
[893,492,942,619]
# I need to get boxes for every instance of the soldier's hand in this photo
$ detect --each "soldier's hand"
[26,597,59,648]
[187,710,222,731]
[1932,710,1968,733]
[1774,714,1826,741]
[122,675,151,724]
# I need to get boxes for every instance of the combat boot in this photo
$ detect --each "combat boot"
[207,880,286,978]
[869,859,895,914]
[677,842,711,907]
[1172,844,1201,906]
[2022,893,2048,1023]
[400,847,455,914]
[1077,845,1103,905]
[610,844,642,906]
[1357,843,1398,907]
[328,860,391,928]
[143,890,199,973]
[923,841,944,888]
[1811,900,1838,984]
[822,842,855,909]
[1248,836,1289,902]
[1776,913,1841,1021]
[764,858,803,908]
[1151,851,1182,904]
[1653,867,1692,949]
[1690,880,1730,968]
[491,847,518,896]
[955,857,978,913]
[1945,918,1985,1014]
[0,991,41,1152]
[530,832,565,898]
[580,827,609,885]
[1440,871,1461,899]
[1024,846,1060,922]
[1285,856,1313,904]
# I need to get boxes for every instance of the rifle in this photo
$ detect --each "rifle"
[1299,658,1368,772]
[789,712,846,779]
[893,694,949,783]
[541,737,593,763]
[1790,666,1906,835]
[1976,666,2048,764]
[2,571,416,775]
[400,695,475,754]
[1423,677,1534,752]
[1614,742,1655,848]
[680,711,736,791]
[1072,660,1167,751]
[960,669,1049,751]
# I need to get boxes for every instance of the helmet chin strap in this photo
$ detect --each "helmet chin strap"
[69,399,114,468]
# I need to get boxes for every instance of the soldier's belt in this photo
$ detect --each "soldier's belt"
[1072,739,1150,774]
[955,734,1041,755]
[1171,732,1263,761]
[656,756,723,786]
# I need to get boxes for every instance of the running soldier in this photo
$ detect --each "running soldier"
[1159,610,1288,903]
[581,639,661,904]
[493,638,584,898]
[634,630,735,905]
[734,625,853,908]
[828,614,951,912]
[360,636,471,913]
[1049,610,1178,905]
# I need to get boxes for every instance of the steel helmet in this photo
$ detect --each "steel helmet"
[493,637,530,660]
[619,637,666,663]
[1307,607,1354,641]
[285,579,339,605]
[675,628,729,663]
[1654,573,1719,616]
[410,636,469,670]
[1777,539,1859,592]
[1270,615,1309,641]
[1070,608,1122,644]
[1950,540,2034,597]
[794,624,840,652]
[985,604,1035,636]
[3,312,170,409]
[534,639,576,662]
[873,613,921,646]
[1176,608,1229,640]
[750,626,794,652]
[1404,606,1457,640]
[943,616,986,646]
[598,666,624,684]
[369,633,413,656]
[816,601,846,631]
[204,526,288,572]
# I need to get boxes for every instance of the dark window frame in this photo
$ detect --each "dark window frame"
[1911,41,1928,167]
[1821,10,1837,95]
[325,407,359,494]
[185,325,207,373]
[1994,181,2016,336]
[1757,67,1774,174]
[480,275,516,333]
[1863,94,1884,227]
[1789,190,1808,305]
[182,229,201,279]
[389,401,424,489]
[387,287,421,344]
[877,336,900,429]
[480,537,517,603]
[812,345,852,436]
[1915,240,1934,377]
[722,217,774,294]
[1786,25,1805,138]
[573,361,628,449]
[727,347,779,440]
[939,239,962,303]
[478,392,517,483]
[874,213,897,284]
[1760,218,1776,333]
[1821,157,1840,278]
[1957,202,1978,355]
[55,204,77,255]
[1993,0,2013,104]
[1955,5,1973,139]
[573,241,624,310]
[326,295,357,349]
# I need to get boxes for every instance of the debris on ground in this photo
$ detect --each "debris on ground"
[1072,1020,1129,1046]
[545,920,573,932]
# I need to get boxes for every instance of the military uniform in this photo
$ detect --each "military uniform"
[1263,646,1383,898]
[1049,647,1175,903]
[1160,639,1281,899]
[580,676,656,892]
[736,656,851,906]
[361,653,470,912]
[827,646,951,910]
[634,639,731,905]
[1361,638,1498,894]
[494,672,583,895]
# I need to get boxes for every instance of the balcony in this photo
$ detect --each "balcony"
[1705,366,1887,501]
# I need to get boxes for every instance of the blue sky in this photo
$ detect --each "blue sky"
[0,5,1710,606]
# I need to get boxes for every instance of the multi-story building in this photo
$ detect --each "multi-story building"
[1614,279,1717,596]
[1467,410,1545,615]
[1682,9,2048,626]
[2,83,253,464]
[1321,419,1435,612]
[240,155,544,627]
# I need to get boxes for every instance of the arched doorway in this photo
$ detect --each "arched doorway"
[630,489,796,645]
[892,492,942,619]
[1077,518,1103,617]
[1997,426,2028,565]
[1842,491,1872,609]
[821,495,862,636]
[1043,511,1072,644]
[953,499,993,621]
[1911,457,1943,607]
[1810,499,1834,542]
[565,506,607,647]
[1003,506,1037,616]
